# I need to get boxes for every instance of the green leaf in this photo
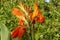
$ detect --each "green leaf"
[35,32,40,40]
[0,23,10,40]
[0,30,1,39]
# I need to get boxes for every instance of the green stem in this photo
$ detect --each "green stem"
[31,24,34,40]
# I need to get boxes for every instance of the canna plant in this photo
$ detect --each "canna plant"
[11,2,45,40]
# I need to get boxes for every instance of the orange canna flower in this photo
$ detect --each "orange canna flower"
[11,27,26,40]
[11,2,45,40]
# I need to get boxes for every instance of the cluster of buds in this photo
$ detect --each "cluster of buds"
[11,2,45,40]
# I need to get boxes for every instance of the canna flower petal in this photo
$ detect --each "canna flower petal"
[11,27,26,40]
[18,27,26,40]
[31,2,42,21]
[12,8,28,24]
[31,2,38,20]
[12,8,25,19]
[11,27,20,38]
[37,15,45,24]
[12,8,23,17]
[19,19,25,26]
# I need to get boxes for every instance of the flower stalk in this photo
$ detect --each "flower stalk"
[31,24,35,40]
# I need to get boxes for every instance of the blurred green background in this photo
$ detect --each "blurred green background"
[0,0,60,40]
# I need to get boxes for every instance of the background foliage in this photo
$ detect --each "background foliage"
[0,0,60,40]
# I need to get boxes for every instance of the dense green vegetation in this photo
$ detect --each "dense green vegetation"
[0,0,60,40]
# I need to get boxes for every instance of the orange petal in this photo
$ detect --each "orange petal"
[11,27,19,38]
[37,15,45,24]
[19,19,25,26]
[18,27,26,39]
[12,8,23,18]
[31,2,39,20]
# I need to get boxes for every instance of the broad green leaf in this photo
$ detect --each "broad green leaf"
[0,23,10,40]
